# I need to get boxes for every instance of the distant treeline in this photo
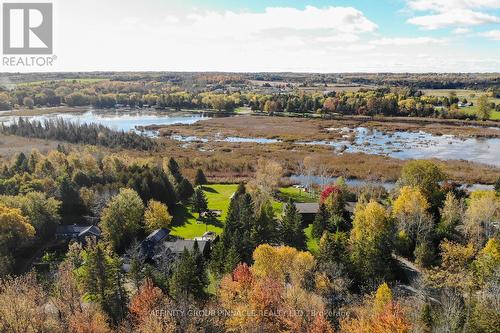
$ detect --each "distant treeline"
[0,118,156,150]
[0,77,498,119]
[1,71,499,89]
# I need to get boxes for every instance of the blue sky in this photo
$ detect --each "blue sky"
[3,0,500,72]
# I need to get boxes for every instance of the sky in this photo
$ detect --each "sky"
[2,0,500,72]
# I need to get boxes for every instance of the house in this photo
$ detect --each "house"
[286,201,357,225]
[140,228,171,259]
[55,224,101,243]
[153,239,210,261]
[294,203,320,224]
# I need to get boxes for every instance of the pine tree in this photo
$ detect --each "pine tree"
[224,245,241,274]
[12,152,28,173]
[251,201,277,246]
[280,200,306,250]
[176,178,194,202]
[192,186,208,217]
[167,157,183,183]
[58,177,86,221]
[327,213,348,233]
[194,168,208,186]
[169,248,207,301]
[312,204,329,239]
[78,241,127,323]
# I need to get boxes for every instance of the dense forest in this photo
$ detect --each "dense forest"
[0,143,498,332]
[0,118,156,150]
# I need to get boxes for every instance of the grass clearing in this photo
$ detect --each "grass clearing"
[170,184,321,254]
[279,187,318,203]
[170,184,237,239]
[304,224,319,254]
[422,89,500,120]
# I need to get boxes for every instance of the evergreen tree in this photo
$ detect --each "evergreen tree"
[280,200,306,250]
[57,177,86,221]
[327,213,349,233]
[77,241,127,323]
[194,168,208,186]
[13,152,29,173]
[312,204,329,239]
[167,157,183,184]
[317,231,350,268]
[192,241,208,288]
[169,248,207,301]
[192,186,208,217]
[251,201,277,246]
[176,178,194,202]
[224,245,241,274]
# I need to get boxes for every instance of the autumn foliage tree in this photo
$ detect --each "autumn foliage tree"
[219,246,334,333]
[0,204,35,276]
[129,279,165,328]
[341,283,411,333]
[350,201,395,284]
[144,199,172,233]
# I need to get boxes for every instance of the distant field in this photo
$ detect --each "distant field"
[423,89,500,119]
[170,184,320,252]
[16,78,108,86]
[464,106,500,120]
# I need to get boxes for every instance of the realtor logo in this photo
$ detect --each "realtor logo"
[3,3,53,54]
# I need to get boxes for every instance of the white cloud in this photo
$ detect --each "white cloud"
[408,0,500,11]
[407,8,500,29]
[406,0,500,29]
[370,37,445,45]
[178,6,378,39]
[479,29,500,39]
[2,0,499,73]
[453,27,472,33]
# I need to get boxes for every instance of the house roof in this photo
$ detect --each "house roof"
[162,239,208,255]
[56,224,100,235]
[145,228,170,244]
[78,225,101,238]
[294,203,320,214]
[141,229,171,258]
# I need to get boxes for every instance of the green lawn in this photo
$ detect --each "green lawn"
[170,184,238,239]
[170,184,320,253]
[279,187,318,203]
[304,224,319,254]
[422,89,500,120]
[463,106,500,120]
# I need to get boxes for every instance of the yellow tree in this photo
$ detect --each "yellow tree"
[465,191,500,247]
[0,205,35,276]
[144,200,172,233]
[374,282,393,313]
[350,201,395,283]
[252,244,315,286]
[473,238,500,286]
[477,95,492,120]
[393,186,432,243]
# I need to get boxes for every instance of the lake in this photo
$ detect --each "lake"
[0,109,211,137]
[289,174,494,192]
[2,109,499,167]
